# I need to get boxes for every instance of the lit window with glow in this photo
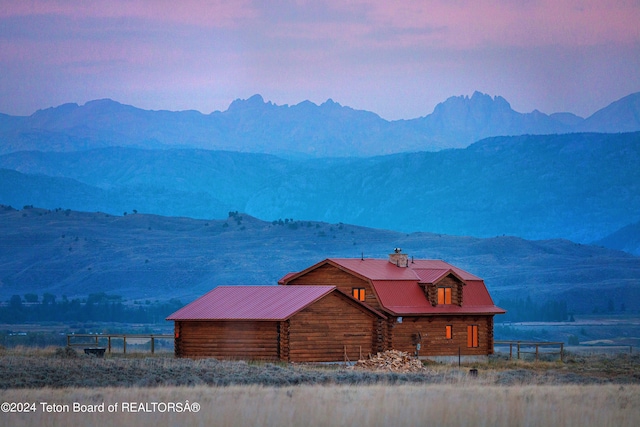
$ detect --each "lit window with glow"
[352,288,365,301]
[467,325,479,348]
[445,325,452,339]
[437,287,452,305]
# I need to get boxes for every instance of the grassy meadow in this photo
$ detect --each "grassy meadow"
[1,384,639,427]
[1,346,639,426]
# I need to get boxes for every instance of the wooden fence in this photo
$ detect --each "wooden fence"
[494,340,565,361]
[67,334,174,355]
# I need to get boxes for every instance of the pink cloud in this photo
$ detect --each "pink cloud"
[0,0,638,118]
[3,1,637,49]
[0,0,257,28]
[343,0,640,48]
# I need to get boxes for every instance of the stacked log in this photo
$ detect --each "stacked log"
[351,349,426,372]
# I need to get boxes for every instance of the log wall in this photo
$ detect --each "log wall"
[288,291,380,362]
[287,263,382,311]
[388,315,494,356]
[174,320,279,359]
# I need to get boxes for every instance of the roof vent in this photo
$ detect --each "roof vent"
[389,249,409,267]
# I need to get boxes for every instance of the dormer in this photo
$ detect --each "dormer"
[418,269,465,307]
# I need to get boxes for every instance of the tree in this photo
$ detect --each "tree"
[24,293,39,303]
[42,293,56,305]
[9,295,22,310]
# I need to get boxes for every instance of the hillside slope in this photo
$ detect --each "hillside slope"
[1,206,638,314]
[1,132,639,243]
[596,221,640,256]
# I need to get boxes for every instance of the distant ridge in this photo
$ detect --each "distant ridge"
[1,91,639,157]
[1,132,639,244]
[596,221,640,256]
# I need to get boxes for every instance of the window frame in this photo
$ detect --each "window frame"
[437,287,452,305]
[467,325,479,348]
[445,325,453,340]
[352,288,366,301]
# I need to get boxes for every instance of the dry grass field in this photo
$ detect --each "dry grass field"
[1,384,639,427]
[1,346,639,426]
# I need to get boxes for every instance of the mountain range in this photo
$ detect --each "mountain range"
[1,132,639,245]
[1,205,638,314]
[1,91,639,157]
[0,91,639,319]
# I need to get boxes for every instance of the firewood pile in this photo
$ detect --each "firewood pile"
[351,350,426,372]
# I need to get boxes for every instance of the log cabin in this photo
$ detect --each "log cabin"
[278,250,505,362]
[167,285,387,362]
[167,250,504,362]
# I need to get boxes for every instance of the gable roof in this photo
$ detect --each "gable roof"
[279,258,505,316]
[167,285,386,321]
[279,258,482,284]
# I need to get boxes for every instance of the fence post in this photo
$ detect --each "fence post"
[151,336,155,354]
[560,343,564,362]
[517,342,521,360]
[123,336,127,354]
[108,336,111,354]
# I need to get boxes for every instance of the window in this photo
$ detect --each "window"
[437,287,452,305]
[445,325,452,340]
[467,325,479,348]
[352,288,365,301]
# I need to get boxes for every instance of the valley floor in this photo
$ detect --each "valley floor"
[1,346,639,389]
[1,384,638,427]
[1,347,639,426]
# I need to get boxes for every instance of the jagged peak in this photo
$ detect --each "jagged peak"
[227,94,271,111]
[433,91,513,115]
[321,98,341,107]
[32,102,79,117]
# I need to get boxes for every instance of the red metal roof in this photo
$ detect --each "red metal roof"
[167,285,336,321]
[371,280,505,315]
[413,268,452,284]
[279,257,505,316]
[280,258,482,283]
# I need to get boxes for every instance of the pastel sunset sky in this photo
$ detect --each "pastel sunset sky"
[1,0,639,119]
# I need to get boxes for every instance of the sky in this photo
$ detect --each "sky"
[1,0,639,120]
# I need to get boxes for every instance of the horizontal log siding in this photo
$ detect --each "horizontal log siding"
[287,264,382,311]
[288,292,378,362]
[389,315,493,356]
[175,320,279,360]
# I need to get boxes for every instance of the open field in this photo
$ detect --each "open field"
[496,315,640,346]
[1,346,640,389]
[1,384,639,427]
[1,347,639,426]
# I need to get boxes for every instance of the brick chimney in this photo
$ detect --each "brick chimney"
[388,248,409,267]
